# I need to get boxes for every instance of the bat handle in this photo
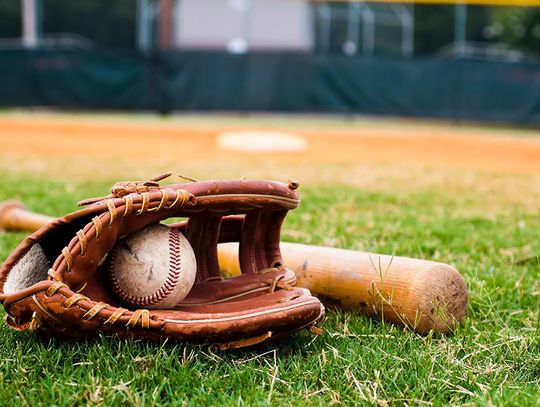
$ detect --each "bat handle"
[0,200,54,233]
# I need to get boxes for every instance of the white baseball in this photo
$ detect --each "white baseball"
[108,223,197,309]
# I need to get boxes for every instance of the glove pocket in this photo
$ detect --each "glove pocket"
[157,288,324,345]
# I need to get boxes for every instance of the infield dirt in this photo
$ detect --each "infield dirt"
[1,112,540,174]
[2,112,540,216]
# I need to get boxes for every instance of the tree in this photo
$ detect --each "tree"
[490,6,540,55]
[0,0,21,39]
[42,0,136,49]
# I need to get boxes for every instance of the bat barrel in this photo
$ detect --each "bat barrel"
[0,200,54,233]
[284,243,467,334]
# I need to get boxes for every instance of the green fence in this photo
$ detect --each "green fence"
[0,48,538,124]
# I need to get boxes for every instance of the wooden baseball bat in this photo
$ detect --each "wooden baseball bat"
[0,200,55,232]
[0,200,468,334]
[218,242,467,334]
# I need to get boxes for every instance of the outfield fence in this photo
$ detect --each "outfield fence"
[0,48,539,124]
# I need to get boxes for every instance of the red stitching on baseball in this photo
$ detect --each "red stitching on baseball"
[110,227,182,307]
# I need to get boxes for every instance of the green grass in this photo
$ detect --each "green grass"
[0,173,538,406]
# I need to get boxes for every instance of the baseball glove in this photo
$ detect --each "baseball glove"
[0,175,324,350]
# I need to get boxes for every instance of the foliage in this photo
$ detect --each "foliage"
[413,4,458,55]
[0,0,21,39]
[41,0,136,49]
[490,7,540,55]
[0,0,136,49]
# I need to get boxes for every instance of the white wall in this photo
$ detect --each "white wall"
[174,0,312,51]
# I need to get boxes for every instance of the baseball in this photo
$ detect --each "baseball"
[108,223,197,309]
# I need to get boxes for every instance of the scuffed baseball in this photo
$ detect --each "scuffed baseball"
[4,243,50,294]
[108,223,197,309]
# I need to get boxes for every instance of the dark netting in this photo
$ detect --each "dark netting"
[0,48,538,125]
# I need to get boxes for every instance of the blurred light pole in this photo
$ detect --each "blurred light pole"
[22,0,40,48]
[454,3,467,57]
[137,0,151,51]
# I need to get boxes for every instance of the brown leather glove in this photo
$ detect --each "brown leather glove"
[0,176,324,350]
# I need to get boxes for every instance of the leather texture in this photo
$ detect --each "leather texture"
[0,177,324,350]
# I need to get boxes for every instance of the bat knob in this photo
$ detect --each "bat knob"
[0,200,54,233]
[0,200,26,231]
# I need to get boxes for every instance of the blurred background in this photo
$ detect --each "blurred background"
[0,0,539,124]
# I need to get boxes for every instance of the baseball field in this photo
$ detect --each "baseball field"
[0,111,539,405]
